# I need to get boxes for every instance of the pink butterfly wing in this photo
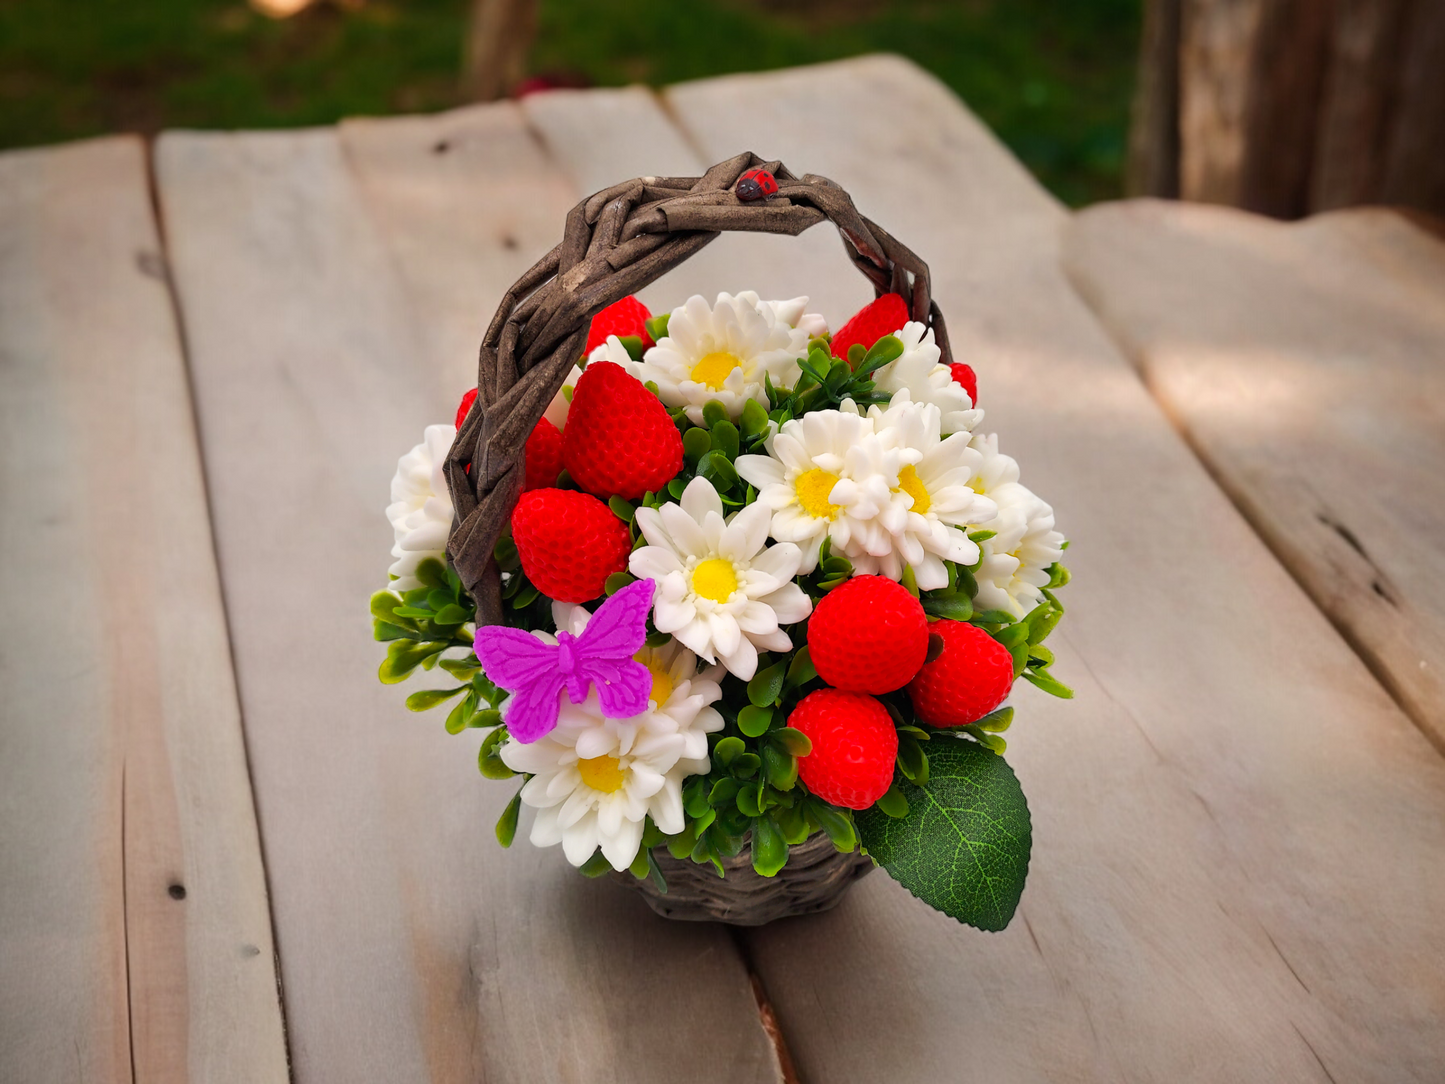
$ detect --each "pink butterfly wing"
[573,578,656,719]
[473,625,566,743]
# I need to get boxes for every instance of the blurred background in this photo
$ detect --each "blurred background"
[1,0,1440,217]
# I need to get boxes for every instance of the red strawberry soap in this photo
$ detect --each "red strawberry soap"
[790,689,899,810]
[511,488,630,603]
[523,417,564,491]
[808,575,929,694]
[562,361,682,500]
[585,296,654,357]
[831,293,910,363]
[907,619,1014,726]
[949,362,978,406]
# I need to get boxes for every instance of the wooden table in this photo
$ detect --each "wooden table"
[4,55,1444,1084]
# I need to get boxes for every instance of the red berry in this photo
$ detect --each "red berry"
[455,387,478,429]
[949,362,978,406]
[831,293,910,363]
[510,489,631,604]
[808,576,929,694]
[907,620,1014,727]
[789,689,899,810]
[585,296,654,357]
[523,417,564,491]
[562,361,683,500]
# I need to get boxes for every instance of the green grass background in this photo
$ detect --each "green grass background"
[0,0,1140,205]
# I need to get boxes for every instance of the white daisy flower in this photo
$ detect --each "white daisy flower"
[629,476,812,680]
[386,424,455,592]
[759,293,829,340]
[500,696,687,871]
[870,321,983,436]
[735,408,902,574]
[629,292,810,424]
[862,395,997,591]
[967,433,1066,618]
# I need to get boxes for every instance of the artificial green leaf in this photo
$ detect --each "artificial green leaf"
[578,851,613,877]
[415,558,449,591]
[857,333,904,375]
[698,450,739,489]
[701,399,728,428]
[875,783,910,819]
[370,590,407,624]
[608,495,636,524]
[972,706,1014,733]
[900,564,920,597]
[682,426,711,465]
[762,743,798,790]
[739,398,769,440]
[1022,669,1075,699]
[855,739,1031,931]
[438,656,480,681]
[747,662,787,707]
[775,801,811,844]
[738,704,774,737]
[644,314,670,342]
[667,477,687,499]
[967,529,997,544]
[604,571,635,595]
[496,792,521,847]
[922,594,973,621]
[751,816,788,877]
[709,777,741,807]
[810,800,857,852]
[616,334,644,360]
[444,693,475,735]
[478,726,515,779]
[772,727,812,757]
[379,640,443,684]
[646,850,668,894]
[433,604,470,626]
[373,621,409,642]
[785,647,817,688]
[714,736,745,768]
[897,735,929,785]
[645,629,671,648]
[737,782,764,818]
[730,752,761,779]
[470,708,502,729]
[710,419,740,460]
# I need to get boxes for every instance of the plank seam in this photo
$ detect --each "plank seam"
[142,135,298,1080]
[727,927,798,1084]
[121,761,136,1084]
[1060,255,1443,757]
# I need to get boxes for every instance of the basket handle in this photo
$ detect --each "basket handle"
[445,151,949,621]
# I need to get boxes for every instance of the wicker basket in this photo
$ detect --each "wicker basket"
[617,832,874,925]
[448,154,947,923]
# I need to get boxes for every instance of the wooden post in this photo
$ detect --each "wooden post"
[462,0,538,102]
[1127,0,1182,197]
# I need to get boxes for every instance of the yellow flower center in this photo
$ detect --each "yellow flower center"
[795,468,841,520]
[895,464,931,514]
[690,351,742,390]
[691,558,738,603]
[646,659,674,705]
[577,755,626,793]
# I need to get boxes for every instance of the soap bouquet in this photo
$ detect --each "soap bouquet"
[375,286,1072,931]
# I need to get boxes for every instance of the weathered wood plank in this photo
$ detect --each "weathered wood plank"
[0,137,287,1083]
[156,122,782,1084]
[1064,198,1445,753]
[661,55,1445,1083]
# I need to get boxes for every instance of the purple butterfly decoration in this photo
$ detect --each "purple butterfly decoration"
[473,578,656,744]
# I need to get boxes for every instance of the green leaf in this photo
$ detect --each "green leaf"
[608,495,636,524]
[747,662,787,707]
[855,739,1032,931]
[644,314,670,342]
[682,426,712,465]
[739,398,769,440]
[438,655,480,680]
[1024,603,1063,645]
[578,851,613,877]
[667,477,687,499]
[604,571,635,595]
[710,419,740,460]
[470,708,502,729]
[646,850,668,893]
[737,782,764,818]
[373,621,409,642]
[967,529,996,544]
[922,594,973,621]
[709,778,742,807]
[698,450,739,489]
[846,342,866,368]
[897,736,929,785]
[478,726,515,779]
[370,590,408,624]
[645,630,671,648]
[810,801,857,852]
[1022,669,1075,699]
[900,564,920,597]
[714,736,745,768]
[772,727,812,757]
[875,783,910,819]
[762,743,798,790]
[629,842,651,879]
[415,558,450,591]
[616,334,644,360]
[444,693,475,735]
[737,704,774,737]
[730,752,761,779]
[433,604,470,626]
[702,399,728,428]
[751,816,788,877]
[857,333,904,375]
[495,792,521,847]
[379,640,444,684]
[784,647,817,688]
[973,706,1014,733]
[973,609,1017,626]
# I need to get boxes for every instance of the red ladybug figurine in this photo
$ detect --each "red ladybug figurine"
[735,168,779,202]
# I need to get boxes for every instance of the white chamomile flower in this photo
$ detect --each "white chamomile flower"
[629,476,812,680]
[860,395,997,590]
[542,362,585,430]
[500,695,687,871]
[966,433,1066,618]
[386,424,456,592]
[760,294,829,339]
[870,321,983,435]
[629,292,810,424]
[735,409,903,574]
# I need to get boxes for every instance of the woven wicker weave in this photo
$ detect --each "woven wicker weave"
[450,154,941,923]
[616,832,874,925]
[445,152,949,624]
